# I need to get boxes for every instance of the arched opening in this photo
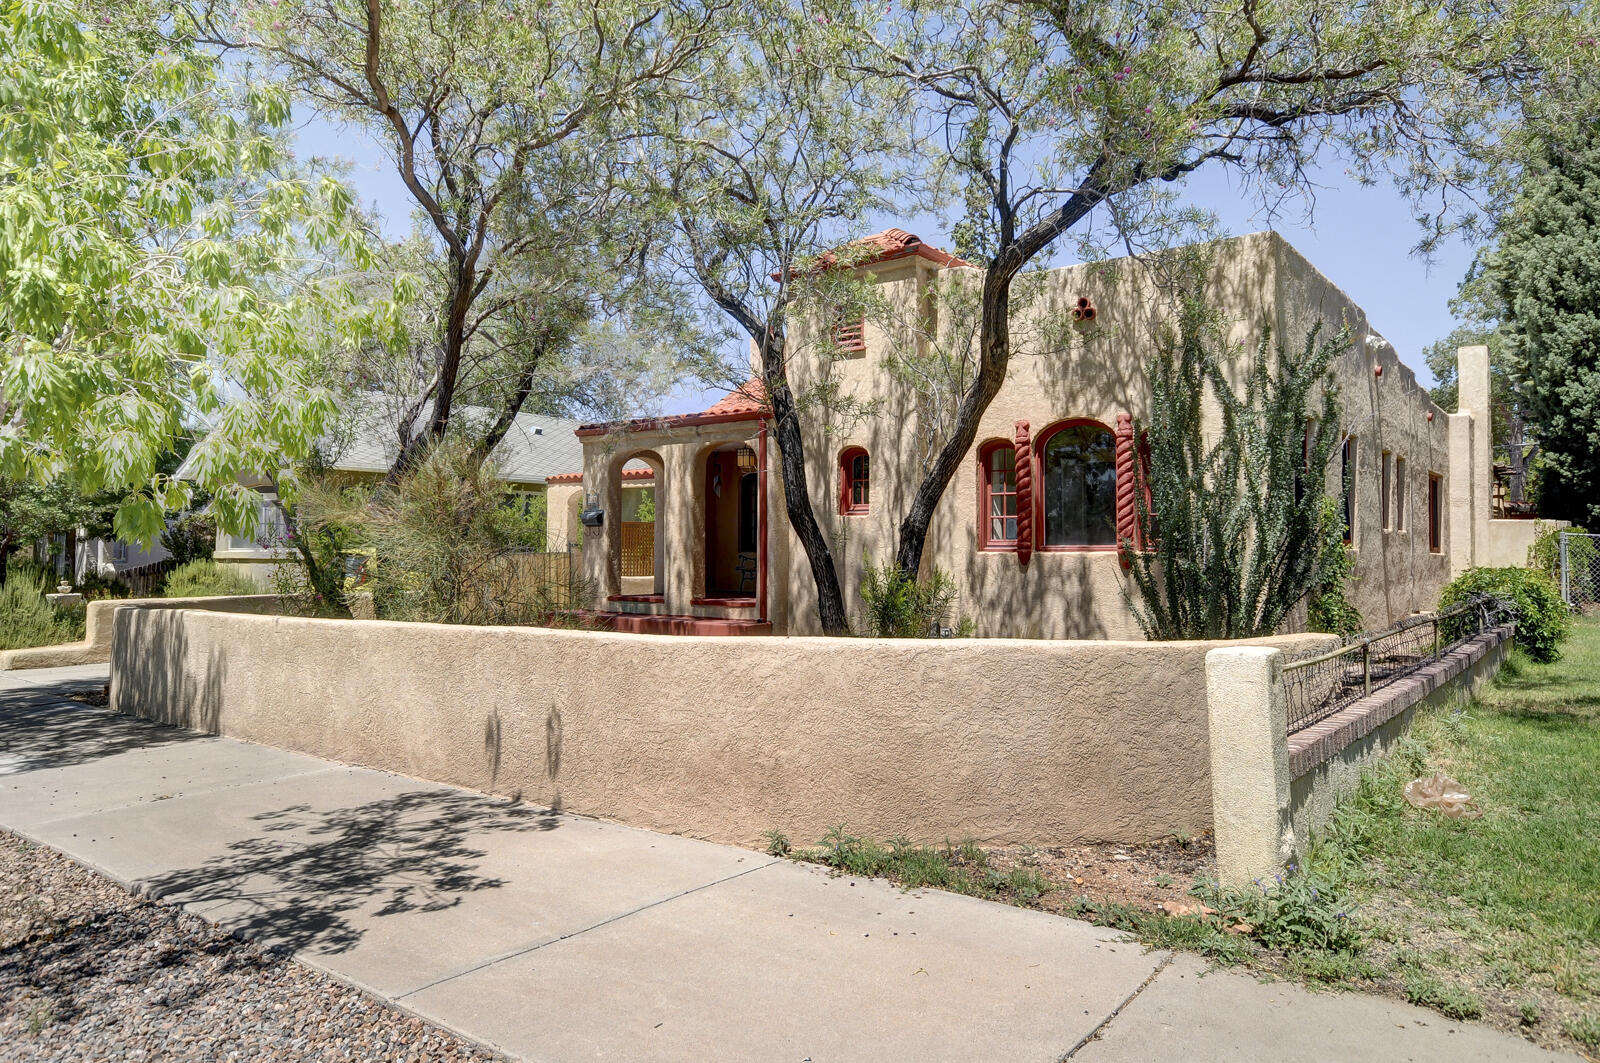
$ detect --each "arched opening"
[1037,419,1117,548]
[605,450,664,598]
[701,441,760,599]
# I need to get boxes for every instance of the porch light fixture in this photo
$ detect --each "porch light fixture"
[736,445,757,472]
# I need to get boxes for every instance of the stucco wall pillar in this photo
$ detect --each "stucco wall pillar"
[661,446,699,613]
[1205,646,1295,886]
[1446,412,1475,577]
[1457,345,1493,570]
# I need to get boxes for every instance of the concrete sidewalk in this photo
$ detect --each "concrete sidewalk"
[0,666,1576,1062]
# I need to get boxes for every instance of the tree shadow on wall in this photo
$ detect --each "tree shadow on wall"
[0,686,206,774]
[138,788,561,956]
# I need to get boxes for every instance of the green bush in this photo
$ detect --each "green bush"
[74,570,131,601]
[1196,862,1364,953]
[1438,566,1571,663]
[160,512,219,566]
[162,560,260,598]
[1527,522,1594,580]
[1307,499,1364,635]
[0,568,85,650]
[858,557,968,637]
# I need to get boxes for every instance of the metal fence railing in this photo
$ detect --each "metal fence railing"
[1559,531,1600,610]
[1282,594,1516,734]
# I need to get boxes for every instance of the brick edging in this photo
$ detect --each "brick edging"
[1286,624,1513,779]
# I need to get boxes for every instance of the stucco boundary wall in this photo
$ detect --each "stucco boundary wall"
[1206,625,1513,886]
[0,595,282,671]
[108,606,1330,849]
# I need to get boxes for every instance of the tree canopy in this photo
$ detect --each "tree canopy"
[1478,112,1600,525]
[0,0,401,543]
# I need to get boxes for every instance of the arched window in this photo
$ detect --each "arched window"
[978,441,1018,549]
[839,447,870,514]
[1039,421,1117,547]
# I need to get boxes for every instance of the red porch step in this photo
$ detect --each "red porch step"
[564,610,772,636]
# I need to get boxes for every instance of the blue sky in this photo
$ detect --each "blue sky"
[294,114,1475,412]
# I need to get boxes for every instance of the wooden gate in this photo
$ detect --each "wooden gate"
[620,521,655,578]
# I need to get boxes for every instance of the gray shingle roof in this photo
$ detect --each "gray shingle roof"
[177,394,584,486]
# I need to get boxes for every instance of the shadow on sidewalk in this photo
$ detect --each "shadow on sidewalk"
[0,688,203,774]
[140,789,562,955]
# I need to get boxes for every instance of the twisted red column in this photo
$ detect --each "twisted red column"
[1014,420,1033,567]
[1115,413,1136,569]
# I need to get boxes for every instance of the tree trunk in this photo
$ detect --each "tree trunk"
[893,259,1020,578]
[762,342,850,636]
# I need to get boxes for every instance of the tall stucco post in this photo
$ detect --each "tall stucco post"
[1446,413,1475,577]
[1205,646,1295,886]
[661,446,698,612]
[1457,344,1493,570]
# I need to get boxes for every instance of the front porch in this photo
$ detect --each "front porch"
[574,385,773,635]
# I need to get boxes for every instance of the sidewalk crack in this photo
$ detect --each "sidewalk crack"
[396,859,778,1000]
[1058,950,1175,1060]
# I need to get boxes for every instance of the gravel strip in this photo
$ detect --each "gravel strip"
[0,830,503,1062]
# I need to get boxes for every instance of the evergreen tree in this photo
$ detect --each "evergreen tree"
[1480,120,1600,526]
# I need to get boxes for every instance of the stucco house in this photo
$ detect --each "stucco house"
[550,229,1505,638]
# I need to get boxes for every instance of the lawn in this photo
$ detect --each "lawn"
[1300,613,1600,1052]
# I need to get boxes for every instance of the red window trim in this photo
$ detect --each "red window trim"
[839,446,870,515]
[977,438,1019,551]
[1033,417,1120,553]
[1427,473,1443,553]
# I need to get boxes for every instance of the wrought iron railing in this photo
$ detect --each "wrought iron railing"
[1281,594,1515,734]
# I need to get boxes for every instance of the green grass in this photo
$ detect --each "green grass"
[1300,614,1600,1044]
[796,827,1054,907]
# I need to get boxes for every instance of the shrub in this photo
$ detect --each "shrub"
[162,560,260,598]
[0,568,85,650]
[1438,566,1571,662]
[1307,498,1364,635]
[159,513,219,566]
[858,557,966,637]
[356,443,577,625]
[74,570,131,601]
[1196,862,1364,953]
[1527,521,1595,581]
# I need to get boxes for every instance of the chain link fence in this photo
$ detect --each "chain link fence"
[1558,531,1600,611]
[1281,594,1517,735]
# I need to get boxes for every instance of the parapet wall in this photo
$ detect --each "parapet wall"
[108,607,1326,849]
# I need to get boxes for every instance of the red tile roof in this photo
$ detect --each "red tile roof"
[703,379,768,417]
[576,382,771,438]
[547,466,655,485]
[822,228,973,271]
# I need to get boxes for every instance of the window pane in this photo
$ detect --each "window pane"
[1042,425,1116,546]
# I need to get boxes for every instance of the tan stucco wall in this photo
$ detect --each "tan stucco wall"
[109,606,1327,848]
[1482,519,1566,569]
[778,231,1457,636]
[0,594,281,670]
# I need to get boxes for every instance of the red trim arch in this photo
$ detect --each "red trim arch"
[977,438,1019,551]
[839,446,870,515]
[1033,417,1119,551]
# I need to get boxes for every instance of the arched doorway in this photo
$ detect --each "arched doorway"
[701,443,759,599]
[606,451,664,598]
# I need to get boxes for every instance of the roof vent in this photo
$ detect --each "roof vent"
[534,426,543,435]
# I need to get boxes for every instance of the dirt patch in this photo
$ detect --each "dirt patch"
[65,687,109,708]
[986,834,1217,914]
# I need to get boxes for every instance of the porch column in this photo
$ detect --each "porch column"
[661,446,699,614]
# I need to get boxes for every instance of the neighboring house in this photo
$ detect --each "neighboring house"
[180,395,584,585]
[557,229,1502,638]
